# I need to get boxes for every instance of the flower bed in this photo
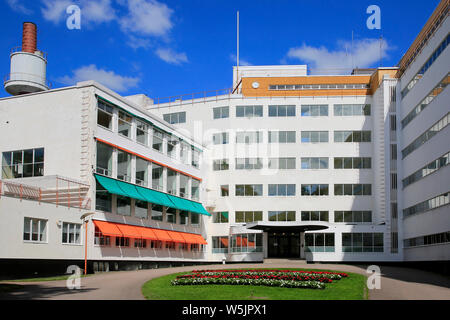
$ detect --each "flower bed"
[171,269,349,290]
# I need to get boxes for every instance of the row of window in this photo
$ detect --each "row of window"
[97,100,200,167]
[212,131,372,144]
[401,73,449,129]
[95,184,201,225]
[23,218,81,245]
[402,151,449,188]
[211,234,263,253]
[97,142,200,199]
[342,233,384,252]
[212,210,373,223]
[402,112,449,159]
[401,34,449,98]
[2,148,44,179]
[404,231,450,248]
[269,84,369,90]
[403,192,449,218]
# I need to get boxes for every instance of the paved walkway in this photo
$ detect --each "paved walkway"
[0,261,449,300]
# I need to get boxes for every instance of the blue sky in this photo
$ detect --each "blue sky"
[0,0,440,99]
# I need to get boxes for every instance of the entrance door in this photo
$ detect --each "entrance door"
[268,232,300,258]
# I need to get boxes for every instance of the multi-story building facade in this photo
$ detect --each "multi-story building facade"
[0,1,448,276]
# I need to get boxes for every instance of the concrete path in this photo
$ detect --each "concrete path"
[0,261,449,300]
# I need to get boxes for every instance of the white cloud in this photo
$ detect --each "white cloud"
[286,38,390,74]
[7,0,33,14]
[155,48,188,65]
[127,35,152,50]
[41,0,116,25]
[58,64,140,92]
[119,0,173,37]
[230,54,252,66]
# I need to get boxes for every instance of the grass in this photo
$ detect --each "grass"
[142,268,368,300]
[0,274,93,283]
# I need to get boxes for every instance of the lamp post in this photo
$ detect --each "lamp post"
[80,212,95,275]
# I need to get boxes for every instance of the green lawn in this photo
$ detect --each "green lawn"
[142,268,368,300]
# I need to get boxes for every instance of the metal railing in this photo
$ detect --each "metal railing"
[153,88,234,107]
[0,175,91,210]
[10,46,48,60]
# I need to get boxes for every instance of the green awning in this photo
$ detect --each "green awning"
[94,174,210,216]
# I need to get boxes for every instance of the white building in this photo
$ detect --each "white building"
[0,1,448,276]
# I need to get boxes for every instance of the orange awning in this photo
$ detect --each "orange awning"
[93,220,123,237]
[152,228,173,242]
[180,233,207,245]
[168,231,186,243]
[138,226,158,240]
[115,224,142,238]
[220,237,228,247]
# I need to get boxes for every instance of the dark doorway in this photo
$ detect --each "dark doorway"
[268,232,300,258]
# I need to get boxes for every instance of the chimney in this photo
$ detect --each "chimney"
[22,22,37,53]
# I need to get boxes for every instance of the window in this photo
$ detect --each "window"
[62,223,81,244]
[152,164,163,191]
[268,184,296,196]
[301,211,329,221]
[212,132,229,145]
[334,211,372,223]
[167,169,177,195]
[192,148,200,168]
[236,131,263,144]
[403,192,449,218]
[305,233,334,252]
[333,104,371,116]
[151,204,163,221]
[301,184,329,196]
[231,233,263,253]
[163,111,186,124]
[179,174,189,198]
[135,200,148,219]
[404,231,450,248]
[301,158,329,169]
[235,211,263,223]
[136,120,148,145]
[152,129,164,152]
[220,185,229,197]
[268,131,296,143]
[342,233,383,252]
[333,157,371,169]
[134,239,147,248]
[191,179,200,200]
[2,148,44,179]
[167,136,179,159]
[213,212,229,223]
[118,110,132,138]
[96,142,113,177]
[334,131,371,142]
[268,105,296,117]
[135,158,149,186]
[301,131,328,143]
[235,185,263,196]
[334,184,371,196]
[212,236,229,253]
[117,150,131,182]
[94,227,110,246]
[166,208,176,223]
[95,181,112,212]
[97,100,113,130]
[213,159,229,171]
[268,211,295,222]
[117,196,131,216]
[301,105,328,116]
[179,211,189,225]
[213,106,229,119]
[180,142,190,164]
[23,218,47,242]
[236,105,263,118]
[402,113,450,159]
[191,212,200,226]
[235,158,263,170]
[403,152,449,188]
[268,158,296,169]
[116,237,130,247]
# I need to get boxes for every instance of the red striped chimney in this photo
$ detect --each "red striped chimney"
[22,22,37,53]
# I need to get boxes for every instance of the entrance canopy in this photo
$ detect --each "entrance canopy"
[246,221,329,232]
